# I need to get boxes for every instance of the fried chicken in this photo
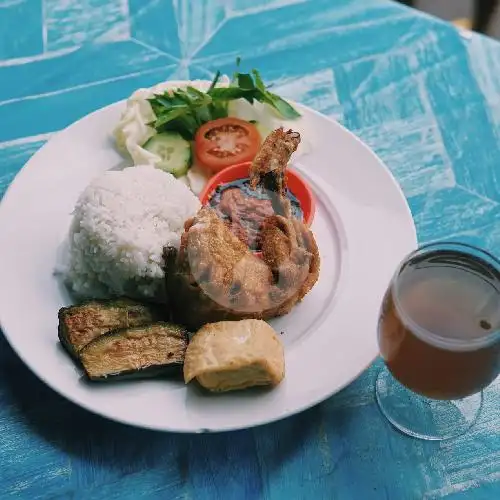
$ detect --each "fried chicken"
[164,128,319,331]
[249,127,300,217]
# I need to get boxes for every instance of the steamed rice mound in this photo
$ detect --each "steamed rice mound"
[64,165,201,301]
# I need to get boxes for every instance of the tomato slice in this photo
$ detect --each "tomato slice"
[194,117,261,173]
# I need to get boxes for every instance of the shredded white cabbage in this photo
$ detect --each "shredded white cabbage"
[186,163,212,196]
[113,77,308,194]
[113,78,231,168]
[227,99,280,138]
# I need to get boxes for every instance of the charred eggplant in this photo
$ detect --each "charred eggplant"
[58,298,163,359]
[80,322,188,381]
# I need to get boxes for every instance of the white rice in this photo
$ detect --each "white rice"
[63,165,200,300]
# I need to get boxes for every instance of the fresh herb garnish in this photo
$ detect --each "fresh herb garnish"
[148,62,300,140]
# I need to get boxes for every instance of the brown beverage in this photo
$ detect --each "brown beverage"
[378,247,500,400]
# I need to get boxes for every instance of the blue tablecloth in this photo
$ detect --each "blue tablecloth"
[1,1,499,498]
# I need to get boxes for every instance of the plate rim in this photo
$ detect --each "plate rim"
[0,89,417,433]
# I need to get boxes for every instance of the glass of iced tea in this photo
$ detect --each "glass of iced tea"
[376,242,500,440]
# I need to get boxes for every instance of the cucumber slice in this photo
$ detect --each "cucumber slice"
[143,132,192,177]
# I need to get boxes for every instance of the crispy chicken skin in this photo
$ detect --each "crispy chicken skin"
[164,128,319,331]
[249,127,300,217]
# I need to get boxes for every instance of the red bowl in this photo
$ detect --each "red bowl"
[199,161,316,226]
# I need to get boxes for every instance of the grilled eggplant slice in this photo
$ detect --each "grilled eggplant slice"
[58,298,163,359]
[80,322,188,381]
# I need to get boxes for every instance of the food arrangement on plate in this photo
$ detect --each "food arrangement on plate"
[56,63,320,393]
[0,53,417,431]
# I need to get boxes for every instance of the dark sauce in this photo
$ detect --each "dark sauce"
[208,178,303,251]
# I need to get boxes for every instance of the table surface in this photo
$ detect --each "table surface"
[1,1,499,499]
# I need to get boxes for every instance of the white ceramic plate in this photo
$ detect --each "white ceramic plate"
[0,89,416,433]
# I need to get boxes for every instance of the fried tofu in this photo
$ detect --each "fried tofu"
[184,319,285,392]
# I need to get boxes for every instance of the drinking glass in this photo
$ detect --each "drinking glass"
[375,242,500,440]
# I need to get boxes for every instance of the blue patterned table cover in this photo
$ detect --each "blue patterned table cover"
[1,1,499,499]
